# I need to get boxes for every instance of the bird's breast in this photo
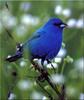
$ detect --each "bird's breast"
[44,33,62,59]
[44,33,62,49]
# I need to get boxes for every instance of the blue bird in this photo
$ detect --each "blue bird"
[6,18,67,98]
[6,18,67,65]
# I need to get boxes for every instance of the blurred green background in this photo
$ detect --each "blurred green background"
[0,0,84,100]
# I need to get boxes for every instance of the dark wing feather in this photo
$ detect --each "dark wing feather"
[23,30,46,46]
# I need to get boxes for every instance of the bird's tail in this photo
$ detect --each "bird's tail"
[6,43,23,62]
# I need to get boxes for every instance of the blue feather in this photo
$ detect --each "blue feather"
[24,18,66,60]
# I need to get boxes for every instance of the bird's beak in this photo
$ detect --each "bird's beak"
[60,23,68,28]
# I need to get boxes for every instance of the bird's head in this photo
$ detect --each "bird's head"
[44,18,67,31]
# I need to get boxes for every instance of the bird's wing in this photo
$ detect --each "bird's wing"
[28,34,41,42]
[23,30,46,46]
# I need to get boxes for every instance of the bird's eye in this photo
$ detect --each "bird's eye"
[53,23,62,27]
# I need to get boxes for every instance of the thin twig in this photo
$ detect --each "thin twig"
[61,59,66,75]
[60,84,66,100]
[5,1,9,10]
[36,79,53,100]
[46,76,61,97]
[31,60,62,98]
[48,60,56,73]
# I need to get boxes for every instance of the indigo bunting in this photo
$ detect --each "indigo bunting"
[6,18,67,98]
[6,18,67,64]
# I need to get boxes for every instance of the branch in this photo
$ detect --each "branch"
[31,60,62,99]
